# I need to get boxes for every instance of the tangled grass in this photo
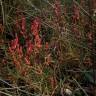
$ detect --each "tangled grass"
[0,0,96,96]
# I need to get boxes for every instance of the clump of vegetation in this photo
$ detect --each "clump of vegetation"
[0,0,96,96]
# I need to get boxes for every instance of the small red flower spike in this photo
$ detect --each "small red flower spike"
[21,16,26,31]
[31,17,41,36]
[17,45,23,58]
[20,15,26,37]
[10,34,19,50]
[26,40,34,55]
[35,35,42,48]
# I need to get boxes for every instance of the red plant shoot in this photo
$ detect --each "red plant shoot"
[10,34,19,50]
[35,35,42,48]
[31,17,41,36]
[54,0,61,17]
[20,15,26,37]
[26,40,34,55]
[31,17,42,49]
[72,4,80,23]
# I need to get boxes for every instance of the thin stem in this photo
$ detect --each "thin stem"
[72,77,89,96]
[0,91,12,96]
[0,0,5,25]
